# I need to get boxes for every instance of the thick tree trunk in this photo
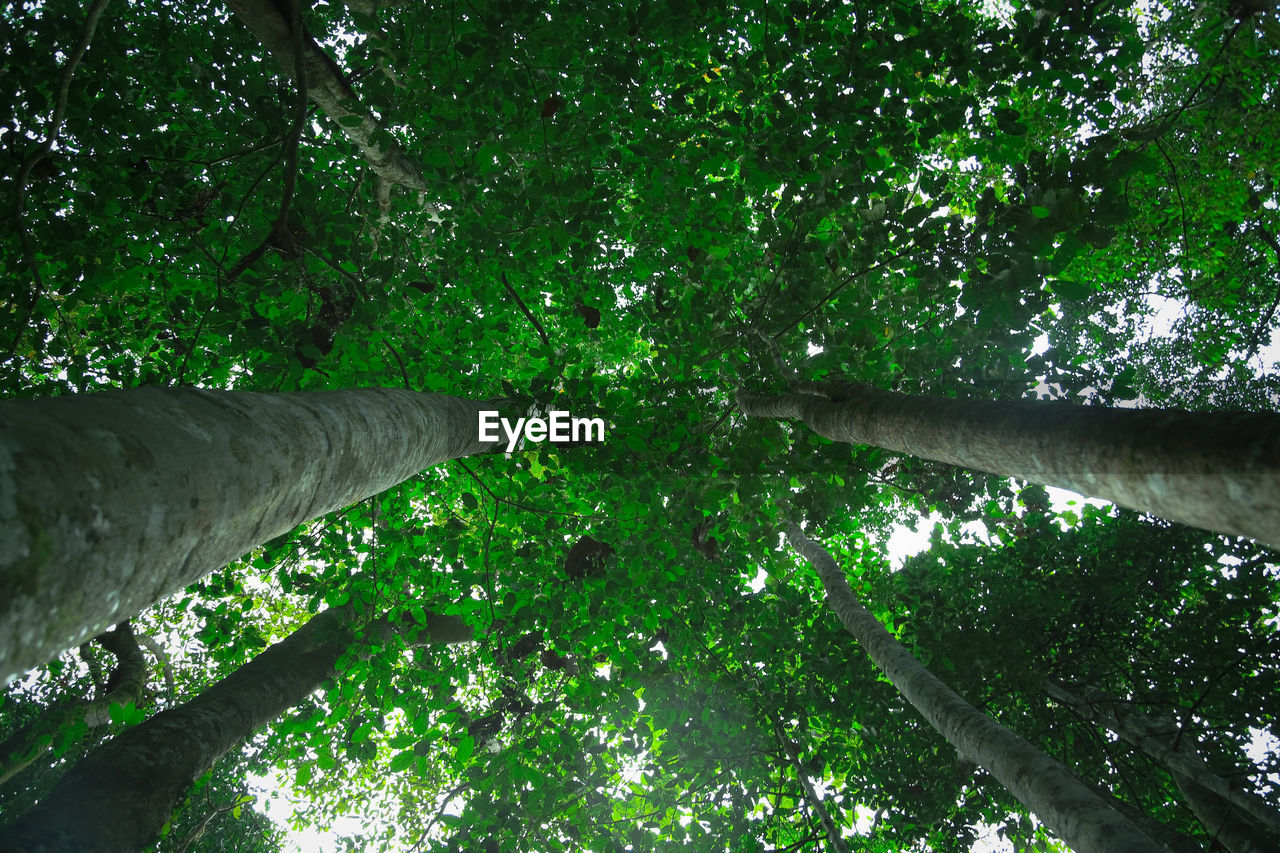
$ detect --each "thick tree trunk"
[738,387,1280,549]
[782,521,1164,853]
[0,622,147,786]
[0,387,499,683]
[1043,679,1280,845]
[224,0,428,193]
[0,606,472,852]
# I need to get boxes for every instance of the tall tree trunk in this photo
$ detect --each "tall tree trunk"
[737,386,1280,549]
[1043,679,1280,847]
[0,387,500,683]
[782,521,1164,853]
[0,606,472,852]
[1176,775,1276,853]
[224,0,428,194]
[0,622,147,786]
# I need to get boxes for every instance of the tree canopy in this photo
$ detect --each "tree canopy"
[2,0,1278,850]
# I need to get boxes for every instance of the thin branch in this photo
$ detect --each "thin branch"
[500,272,552,352]
[755,327,797,384]
[772,719,851,853]
[179,0,312,384]
[1244,226,1280,360]
[385,340,413,388]
[224,0,311,286]
[1152,138,1189,258]
[173,790,251,853]
[774,257,891,340]
[1131,22,1242,143]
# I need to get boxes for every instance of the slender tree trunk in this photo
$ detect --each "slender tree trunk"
[738,386,1280,549]
[0,606,472,852]
[224,0,428,193]
[0,622,147,786]
[1176,776,1275,853]
[771,718,850,853]
[0,387,500,683]
[782,521,1164,853]
[1043,679,1280,846]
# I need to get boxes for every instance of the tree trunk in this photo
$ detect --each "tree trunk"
[0,622,148,786]
[0,606,472,852]
[1176,775,1276,853]
[224,0,428,193]
[1043,679,1280,845]
[782,521,1164,853]
[0,387,499,683]
[738,387,1280,549]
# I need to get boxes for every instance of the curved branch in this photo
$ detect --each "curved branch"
[0,622,148,786]
[501,272,553,353]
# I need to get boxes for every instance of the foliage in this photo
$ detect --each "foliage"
[2,0,1278,850]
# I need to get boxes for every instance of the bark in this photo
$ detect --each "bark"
[0,387,500,683]
[1089,785,1206,853]
[737,388,1280,549]
[0,606,472,852]
[782,521,1164,853]
[0,623,148,786]
[772,718,850,853]
[1043,679,1280,844]
[224,0,428,193]
[1176,775,1276,853]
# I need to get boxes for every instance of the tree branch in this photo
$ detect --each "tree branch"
[224,0,428,194]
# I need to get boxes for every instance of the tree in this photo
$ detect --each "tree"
[223,0,428,195]
[0,387,502,684]
[2,0,1277,849]
[872,506,1280,851]
[1043,679,1280,845]
[781,519,1164,853]
[738,383,1280,548]
[0,601,472,852]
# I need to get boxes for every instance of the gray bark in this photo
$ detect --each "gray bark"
[1176,775,1275,853]
[783,521,1164,853]
[225,0,428,193]
[0,387,499,683]
[1043,679,1280,845]
[737,388,1280,549]
[0,606,472,852]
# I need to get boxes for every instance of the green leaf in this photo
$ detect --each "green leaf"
[456,734,475,765]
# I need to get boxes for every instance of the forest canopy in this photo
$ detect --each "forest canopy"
[1,0,1279,851]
